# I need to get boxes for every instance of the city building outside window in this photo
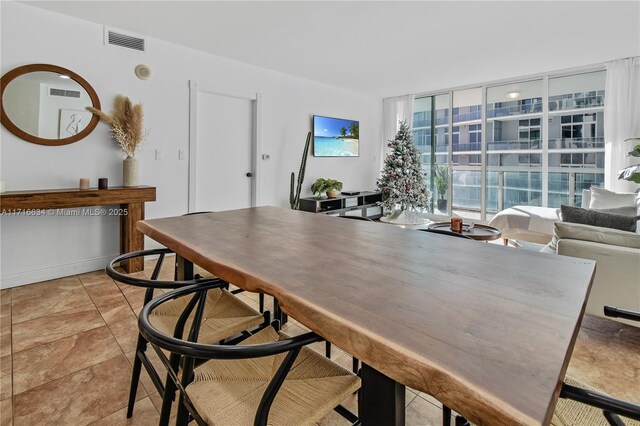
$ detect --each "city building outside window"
[412,70,605,219]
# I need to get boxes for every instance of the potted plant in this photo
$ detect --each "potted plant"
[434,165,449,212]
[618,138,640,184]
[87,95,149,187]
[310,178,343,199]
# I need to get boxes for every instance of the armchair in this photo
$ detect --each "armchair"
[543,222,640,325]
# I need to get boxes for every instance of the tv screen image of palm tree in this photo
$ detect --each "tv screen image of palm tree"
[313,115,359,157]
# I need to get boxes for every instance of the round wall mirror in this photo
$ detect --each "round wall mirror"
[1,64,101,146]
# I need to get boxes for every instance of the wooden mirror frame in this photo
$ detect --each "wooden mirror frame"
[0,64,101,146]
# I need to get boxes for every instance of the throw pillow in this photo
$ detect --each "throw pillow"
[560,205,638,232]
[580,189,591,209]
[588,187,636,209]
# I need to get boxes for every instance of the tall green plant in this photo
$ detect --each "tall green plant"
[434,165,449,199]
[290,132,311,209]
[618,138,640,184]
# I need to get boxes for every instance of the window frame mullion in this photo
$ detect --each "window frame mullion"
[542,75,550,208]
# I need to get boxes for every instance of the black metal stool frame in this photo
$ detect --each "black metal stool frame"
[139,282,360,426]
[106,248,270,421]
[558,305,640,425]
[442,305,640,426]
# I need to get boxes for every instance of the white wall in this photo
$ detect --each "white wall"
[0,2,383,288]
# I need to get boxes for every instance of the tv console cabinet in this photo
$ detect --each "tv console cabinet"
[299,191,382,219]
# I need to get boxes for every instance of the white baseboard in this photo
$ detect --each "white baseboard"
[0,255,118,289]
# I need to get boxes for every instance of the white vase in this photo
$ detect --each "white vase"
[123,156,139,187]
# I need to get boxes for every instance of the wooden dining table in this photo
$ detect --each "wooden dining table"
[137,206,595,426]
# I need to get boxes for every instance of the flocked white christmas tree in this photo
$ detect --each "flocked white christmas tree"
[377,120,430,213]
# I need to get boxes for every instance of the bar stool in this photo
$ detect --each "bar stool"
[138,281,361,426]
[443,306,640,426]
[106,248,270,421]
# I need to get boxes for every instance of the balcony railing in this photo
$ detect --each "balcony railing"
[487,101,543,118]
[453,111,481,123]
[452,142,482,152]
[425,165,603,218]
[548,137,604,149]
[548,91,605,111]
[487,139,541,150]
[422,138,602,152]
[413,113,450,128]
[413,119,430,128]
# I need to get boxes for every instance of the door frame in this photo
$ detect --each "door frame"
[188,80,262,212]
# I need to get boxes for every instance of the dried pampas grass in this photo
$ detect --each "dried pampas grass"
[87,95,148,157]
[111,124,149,158]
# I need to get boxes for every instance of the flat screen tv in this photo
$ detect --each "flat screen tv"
[313,115,359,157]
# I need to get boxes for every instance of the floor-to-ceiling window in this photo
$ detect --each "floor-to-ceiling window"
[486,79,544,216]
[411,69,605,220]
[547,71,605,208]
[412,94,450,214]
[452,88,482,218]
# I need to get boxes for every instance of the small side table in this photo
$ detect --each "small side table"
[427,222,502,241]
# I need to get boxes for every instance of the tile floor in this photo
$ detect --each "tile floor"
[0,261,638,425]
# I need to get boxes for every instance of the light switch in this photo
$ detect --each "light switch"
[178,149,186,160]
[155,149,162,160]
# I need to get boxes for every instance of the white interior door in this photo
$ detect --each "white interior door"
[195,92,254,212]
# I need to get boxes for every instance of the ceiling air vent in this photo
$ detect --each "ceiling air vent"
[106,29,145,52]
[49,88,81,98]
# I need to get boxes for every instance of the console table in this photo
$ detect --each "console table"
[0,186,156,272]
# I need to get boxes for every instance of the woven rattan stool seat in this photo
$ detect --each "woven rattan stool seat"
[186,326,361,425]
[552,376,640,426]
[150,288,264,343]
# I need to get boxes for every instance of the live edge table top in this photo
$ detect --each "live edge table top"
[137,206,595,426]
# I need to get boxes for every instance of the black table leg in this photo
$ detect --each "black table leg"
[443,405,452,426]
[273,299,288,325]
[360,363,405,425]
[175,255,194,281]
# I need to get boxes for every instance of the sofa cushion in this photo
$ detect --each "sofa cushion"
[588,187,636,209]
[552,222,640,250]
[561,205,638,232]
[593,205,638,217]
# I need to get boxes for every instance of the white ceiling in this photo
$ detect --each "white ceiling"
[23,1,640,98]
